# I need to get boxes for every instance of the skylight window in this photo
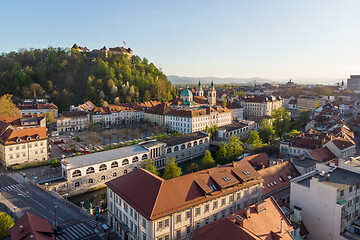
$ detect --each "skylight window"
[223,177,231,181]
[287,175,292,180]
[267,184,270,187]
[279,177,283,182]
[273,181,277,185]
[270,182,274,187]
[243,171,250,175]
[209,185,217,190]
[262,186,265,190]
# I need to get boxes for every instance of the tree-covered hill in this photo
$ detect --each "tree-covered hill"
[0,47,176,110]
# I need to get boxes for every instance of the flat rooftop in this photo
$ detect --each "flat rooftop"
[63,145,148,169]
[297,168,360,190]
[159,132,208,147]
[218,122,250,132]
[292,159,317,169]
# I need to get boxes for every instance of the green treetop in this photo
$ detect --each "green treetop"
[0,211,14,239]
[247,131,263,149]
[140,159,159,176]
[258,119,275,144]
[270,107,290,139]
[162,157,182,180]
[0,94,19,116]
[200,150,216,170]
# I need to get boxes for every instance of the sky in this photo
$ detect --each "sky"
[1,0,360,79]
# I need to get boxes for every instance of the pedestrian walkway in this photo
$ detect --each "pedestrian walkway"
[0,183,23,192]
[56,222,96,240]
[86,218,98,229]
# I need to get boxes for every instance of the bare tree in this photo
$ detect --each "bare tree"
[133,128,141,139]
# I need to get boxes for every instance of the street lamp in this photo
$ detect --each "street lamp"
[54,205,57,228]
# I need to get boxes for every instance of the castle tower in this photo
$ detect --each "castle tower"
[195,80,204,97]
[207,81,216,106]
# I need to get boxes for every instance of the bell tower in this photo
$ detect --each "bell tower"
[195,80,204,97]
[207,81,216,106]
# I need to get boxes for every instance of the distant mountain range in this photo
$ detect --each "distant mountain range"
[167,75,344,86]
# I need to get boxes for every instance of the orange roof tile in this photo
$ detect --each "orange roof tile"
[106,160,263,220]
[242,153,270,168]
[9,212,55,240]
[306,146,336,162]
[192,197,293,240]
[258,161,300,196]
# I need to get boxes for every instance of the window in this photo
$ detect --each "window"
[142,232,146,240]
[74,182,80,187]
[229,196,234,203]
[213,201,218,209]
[196,221,200,229]
[122,159,129,165]
[204,204,209,212]
[340,190,344,196]
[101,175,105,181]
[124,169,128,174]
[124,203,128,212]
[176,214,181,223]
[213,213,217,221]
[133,156,139,163]
[158,221,163,230]
[142,154,148,160]
[205,218,209,225]
[164,219,169,227]
[187,143,192,148]
[111,161,119,168]
[86,167,95,174]
[167,148,172,153]
[221,210,226,218]
[142,218,147,229]
[88,179,94,184]
[113,172,117,177]
[174,146,179,151]
[221,198,226,206]
[186,210,191,219]
[165,235,169,240]
[349,186,353,192]
[176,229,181,238]
[72,170,81,178]
[187,225,191,234]
[99,164,107,171]
[195,207,200,216]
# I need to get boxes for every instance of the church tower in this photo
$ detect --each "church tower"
[207,81,216,106]
[195,80,204,97]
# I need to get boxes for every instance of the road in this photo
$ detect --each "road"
[0,173,88,225]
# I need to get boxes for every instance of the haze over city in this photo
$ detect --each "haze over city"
[1,0,360,79]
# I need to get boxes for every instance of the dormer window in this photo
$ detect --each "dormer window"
[287,175,292,179]
[209,185,217,190]
[223,177,230,181]
[16,138,21,143]
[27,137,31,141]
[36,135,41,140]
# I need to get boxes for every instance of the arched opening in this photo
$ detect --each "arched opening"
[124,169,128,174]
[74,182,80,187]
[122,159,129,165]
[111,161,118,168]
[194,141,198,146]
[132,156,139,163]
[86,167,95,174]
[113,172,117,177]
[101,175,105,181]
[181,144,185,150]
[199,140,203,144]
[142,154,148,160]
[99,164,107,171]
[88,179,94,184]
[72,170,81,178]
[174,146,179,151]
[187,143,192,148]
[167,148,172,153]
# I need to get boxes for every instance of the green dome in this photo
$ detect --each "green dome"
[180,88,193,97]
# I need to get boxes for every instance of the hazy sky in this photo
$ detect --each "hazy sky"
[1,0,359,79]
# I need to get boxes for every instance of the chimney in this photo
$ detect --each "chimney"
[335,158,339,166]
[262,165,265,170]
[280,220,283,235]
[235,215,244,227]
[245,207,251,219]
[255,200,266,213]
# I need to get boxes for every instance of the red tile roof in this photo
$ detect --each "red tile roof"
[106,160,263,220]
[242,153,270,168]
[331,137,355,150]
[258,161,301,196]
[0,123,47,145]
[192,197,293,240]
[9,212,55,240]
[18,103,58,110]
[59,111,89,119]
[306,146,336,162]
[144,103,171,115]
